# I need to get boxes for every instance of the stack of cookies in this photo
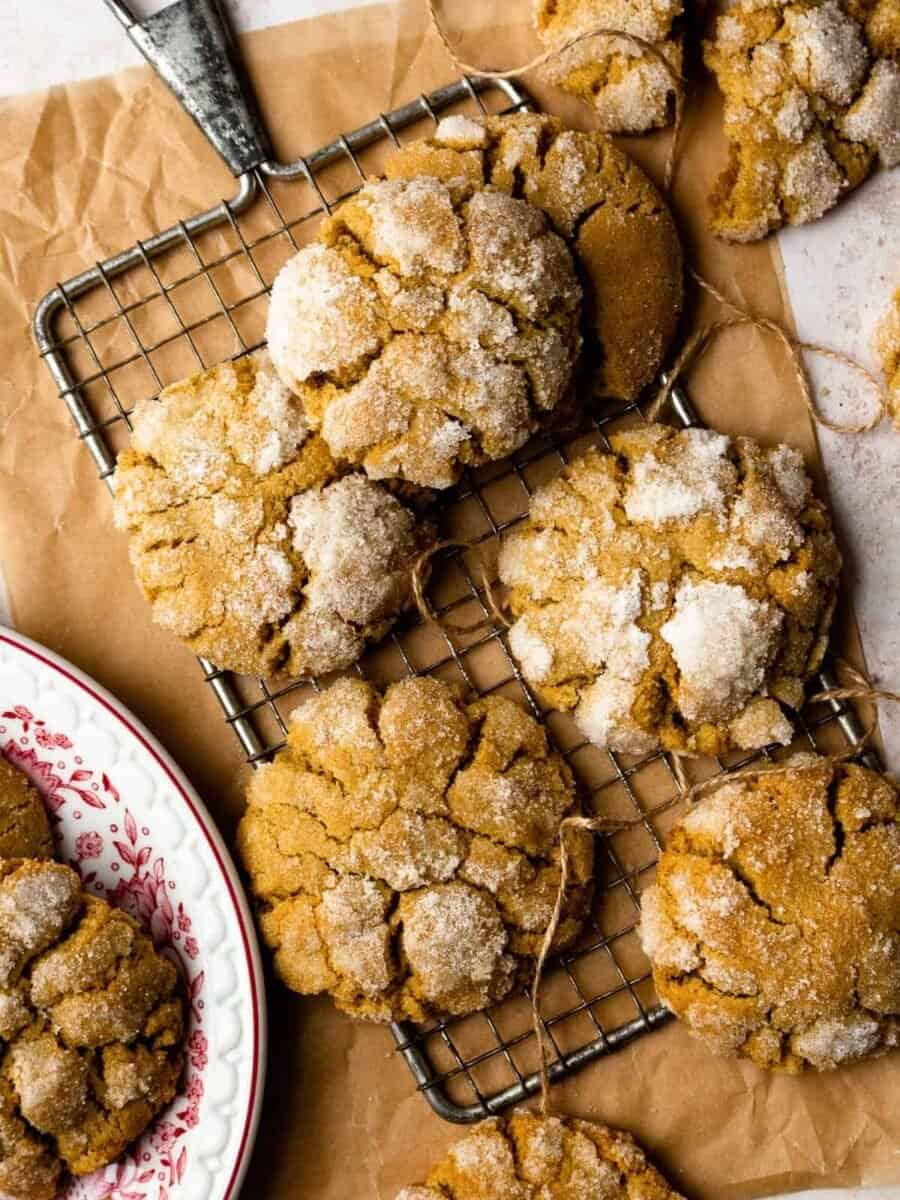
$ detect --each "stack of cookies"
[0,759,185,1200]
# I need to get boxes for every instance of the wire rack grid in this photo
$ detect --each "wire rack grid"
[33,76,874,1124]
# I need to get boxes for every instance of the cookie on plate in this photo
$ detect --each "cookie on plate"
[874,286,900,427]
[0,757,52,861]
[385,112,683,404]
[498,424,841,757]
[640,756,900,1071]
[266,174,582,488]
[114,350,435,677]
[395,1112,683,1200]
[534,0,684,133]
[0,860,184,1199]
[705,0,900,241]
[237,676,594,1022]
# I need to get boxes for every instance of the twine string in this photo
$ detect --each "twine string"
[808,657,900,709]
[412,539,511,635]
[530,788,687,1114]
[426,0,685,190]
[530,814,641,1115]
[647,271,887,433]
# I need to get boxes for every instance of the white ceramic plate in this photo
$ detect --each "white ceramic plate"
[0,628,266,1200]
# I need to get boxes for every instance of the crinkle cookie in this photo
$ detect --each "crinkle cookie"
[640,756,900,1071]
[874,286,900,426]
[0,759,52,861]
[395,1112,684,1200]
[237,676,594,1022]
[535,0,684,134]
[114,351,434,677]
[705,0,900,241]
[498,424,841,757]
[385,112,683,404]
[0,860,184,1199]
[266,173,582,488]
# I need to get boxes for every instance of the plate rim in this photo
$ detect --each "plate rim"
[0,627,267,1199]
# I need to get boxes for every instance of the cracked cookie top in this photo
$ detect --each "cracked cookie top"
[0,759,52,863]
[266,173,582,488]
[640,756,900,1071]
[534,0,684,134]
[384,112,683,404]
[498,425,841,757]
[0,861,184,1199]
[236,676,594,1022]
[874,286,900,427]
[395,1112,684,1200]
[705,0,900,241]
[114,350,435,677]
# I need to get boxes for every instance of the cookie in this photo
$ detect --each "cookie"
[237,676,594,1022]
[395,1112,683,1200]
[498,425,841,757]
[0,860,184,1198]
[0,758,52,861]
[874,286,900,426]
[385,112,683,404]
[266,175,582,488]
[114,350,434,676]
[705,0,900,241]
[641,756,900,1071]
[535,0,684,133]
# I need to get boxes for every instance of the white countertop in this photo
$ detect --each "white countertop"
[1,7,898,1197]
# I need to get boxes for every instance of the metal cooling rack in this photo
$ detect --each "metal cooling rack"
[33,7,874,1124]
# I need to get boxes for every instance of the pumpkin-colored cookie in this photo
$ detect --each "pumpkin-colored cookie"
[534,0,684,133]
[0,758,52,861]
[237,676,594,1022]
[384,112,683,404]
[0,860,184,1198]
[498,424,841,757]
[641,756,900,1071]
[266,172,582,488]
[395,1112,684,1199]
[874,286,900,426]
[114,350,434,676]
[705,0,900,241]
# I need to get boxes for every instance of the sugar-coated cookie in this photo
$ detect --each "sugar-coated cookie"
[641,757,900,1071]
[237,677,594,1022]
[0,861,184,1198]
[396,1112,684,1199]
[499,425,841,756]
[705,0,900,241]
[266,173,582,488]
[385,112,683,404]
[114,351,434,676]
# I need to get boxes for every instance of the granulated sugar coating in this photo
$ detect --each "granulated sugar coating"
[395,1112,684,1199]
[705,0,900,240]
[385,112,683,404]
[534,0,684,133]
[498,425,841,757]
[0,758,52,862]
[114,350,434,676]
[267,173,582,488]
[0,861,184,1200]
[874,286,900,427]
[237,677,594,1022]
[640,757,900,1072]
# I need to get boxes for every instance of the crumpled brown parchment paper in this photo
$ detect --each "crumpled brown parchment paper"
[0,2,895,1197]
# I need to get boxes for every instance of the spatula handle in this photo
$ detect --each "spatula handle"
[103,0,272,175]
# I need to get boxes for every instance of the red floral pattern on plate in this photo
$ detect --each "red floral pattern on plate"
[0,707,205,1200]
